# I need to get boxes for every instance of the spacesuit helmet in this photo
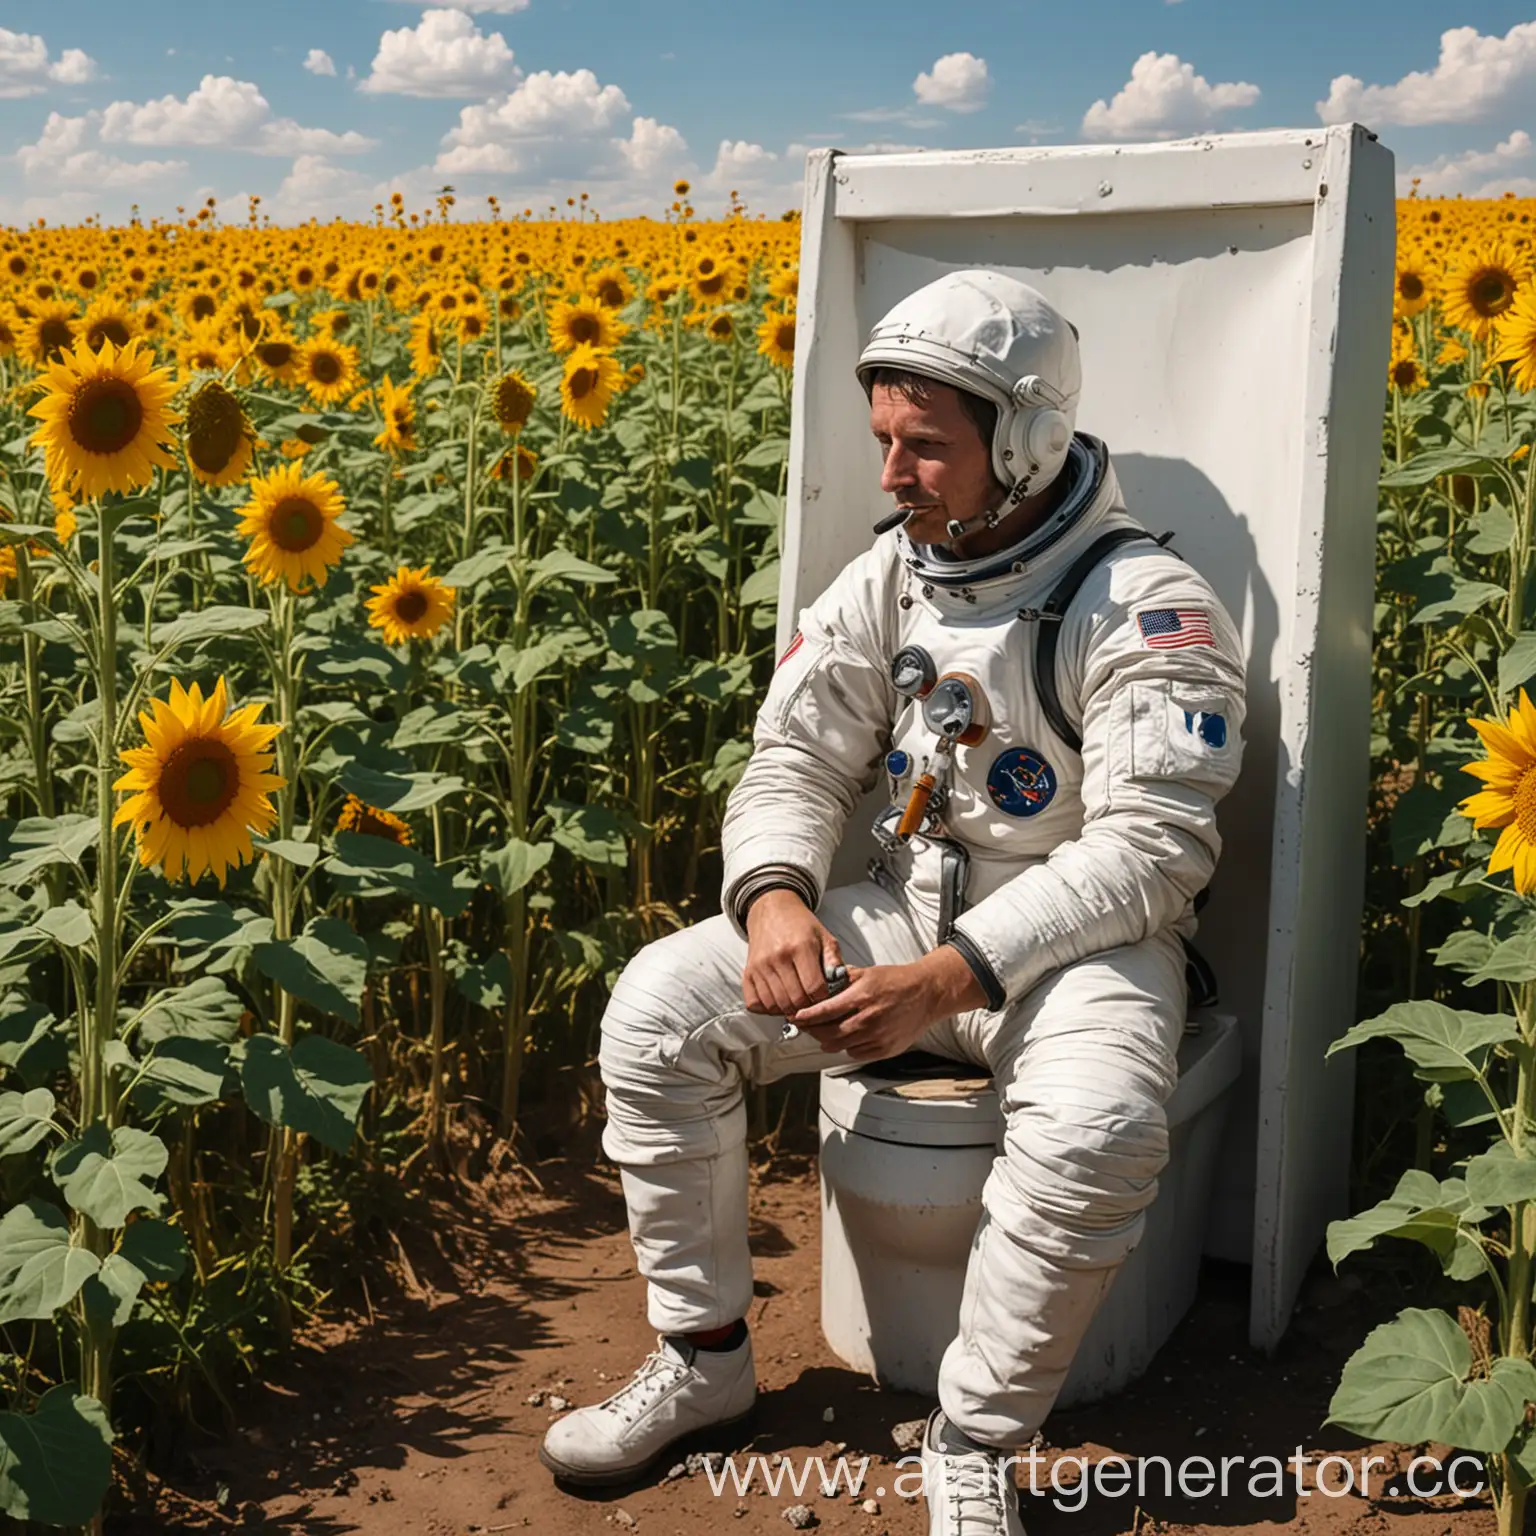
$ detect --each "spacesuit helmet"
[855,269,1082,505]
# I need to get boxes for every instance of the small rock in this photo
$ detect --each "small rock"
[660,1462,688,1484]
[861,1499,881,1515]
[525,1391,545,1406]
[548,1395,571,1411]
[891,1420,926,1454]
[613,1510,637,1529]
[733,1503,749,1518]
[782,1505,818,1529]
[822,1406,835,1424]
[686,1451,724,1476]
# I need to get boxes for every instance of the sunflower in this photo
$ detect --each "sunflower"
[81,298,136,353]
[1460,690,1536,893]
[18,300,79,367]
[701,311,735,344]
[373,374,417,454]
[768,267,799,305]
[548,298,627,354]
[0,305,17,357]
[336,793,412,846]
[1441,239,1531,340]
[28,337,180,500]
[1393,260,1432,319]
[0,546,17,598]
[237,462,353,592]
[250,330,302,385]
[1387,328,1425,394]
[1492,290,1536,393]
[559,343,623,432]
[489,444,538,482]
[298,338,359,406]
[408,314,441,379]
[176,287,222,328]
[687,250,735,306]
[490,369,536,433]
[309,307,354,341]
[755,307,796,369]
[176,319,236,377]
[586,265,634,310]
[185,379,254,487]
[365,563,455,645]
[113,676,286,889]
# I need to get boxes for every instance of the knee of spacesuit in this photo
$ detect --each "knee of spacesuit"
[986,1092,1171,1268]
[597,929,751,1171]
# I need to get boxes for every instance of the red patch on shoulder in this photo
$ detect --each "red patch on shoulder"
[776,630,805,668]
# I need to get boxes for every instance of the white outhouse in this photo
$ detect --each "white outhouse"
[778,125,1396,1370]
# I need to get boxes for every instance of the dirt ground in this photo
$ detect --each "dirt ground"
[123,1144,1498,1536]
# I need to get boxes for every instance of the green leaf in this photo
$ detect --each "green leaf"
[508,638,572,692]
[549,800,629,871]
[118,1217,189,1284]
[1467,933,1536,985]
[252,916,369,1023]
[254,837,322,869]
[1326,1169,1489,1275]
[0,1384,113,1526]
[134,1037,233,1108]
[1381,447,1505,488]
[1433,930,1497,975]
[685,655,753,704]
[0,815,98,888]
[51,1123,167,1228]
[149,605,269,649]
[481,837,553,897]
[454,951,513,1010]
[336,762,463,814]
[1468,503,1517,554]
[441,541,511,590]
[1326,1307,1536,1451]
[1465,1142,1536,1207]
[391,701,475,749]
[1412,579,1507,627]
[703,738,753,795]
[529,548,617,590]
[1390,781,1466,866]
[0,1088,58,1156]
[1326,1001,1517,1082]
[136,976,245,1045]
[1503,633,1536,697]
[328,832,476,917]
[35,902,93,948]
[241,1033,373,1153]
[740,559,782,607]
[168,900,274,972]
[0,1201,100,1323]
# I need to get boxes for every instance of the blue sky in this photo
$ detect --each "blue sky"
[2,0,1534,226]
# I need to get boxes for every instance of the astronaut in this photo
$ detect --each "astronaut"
[540,270,1247,1534]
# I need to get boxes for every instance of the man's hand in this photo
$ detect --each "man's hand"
[786,945,988,1062]
[743,888,844,1018]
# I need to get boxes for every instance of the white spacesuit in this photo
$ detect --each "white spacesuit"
[544,271,1247,1522]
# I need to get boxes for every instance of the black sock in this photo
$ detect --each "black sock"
[688,1318,748,1352]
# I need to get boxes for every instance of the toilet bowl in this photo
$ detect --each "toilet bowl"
[818,1010,1242,1409]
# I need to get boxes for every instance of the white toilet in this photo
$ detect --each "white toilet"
[818,1011,1243,1409]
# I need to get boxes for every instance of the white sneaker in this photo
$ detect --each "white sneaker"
[920,1408,1026,1535]
[538,1331,756,1486]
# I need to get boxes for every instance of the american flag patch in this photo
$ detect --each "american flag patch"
[776,630,805,668]
[1137,609,1214,649]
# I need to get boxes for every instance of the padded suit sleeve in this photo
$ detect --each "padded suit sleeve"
[947,551,1247,1009]
[719,547,898,942]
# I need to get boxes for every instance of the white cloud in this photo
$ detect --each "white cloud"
[359,10,519,98]
[840,104,941,127]
[436,68,631,174]
[1318,22,1536,127]
[1082,52,1259,139]
[620,116,688,175]
[913,51,989,112]
[14,112,185,189]
[1400,130,1535,197]
[0,28,98,98]
[303,49,337,78]
[99,74,375,156]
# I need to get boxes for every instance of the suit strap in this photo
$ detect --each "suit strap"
[1030,528,1160,754]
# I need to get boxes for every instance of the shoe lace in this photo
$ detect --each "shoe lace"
[941,1447,1015,1536]
[600,1348,687,1427]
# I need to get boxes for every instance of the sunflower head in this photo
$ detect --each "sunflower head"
[112,676,286,888]
[237,462,353,593]
[185,379,253,488]
[365,563,455,646]
[490,370,536,433]
[27,336,181,500]
[559,343,623,432]
[336,793,412,846]
[1460,690,1536,893]
[1442,239,1532,340]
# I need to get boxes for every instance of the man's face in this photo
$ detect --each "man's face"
[869,380,1001,547]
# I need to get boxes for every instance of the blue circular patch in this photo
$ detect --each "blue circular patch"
[986,747,1058,818]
